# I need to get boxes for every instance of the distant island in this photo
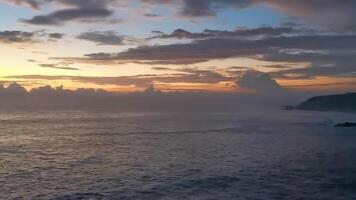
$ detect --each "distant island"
[334,122,356,127]
[296,93,356,112]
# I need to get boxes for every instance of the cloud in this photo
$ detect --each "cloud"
[39,63,79,71]
[271,65,356,80]
[142,0,251,17]
[0,31,36,43]
[48,33,65,39]
[58,33,356,68]
[143,84,161,94]
[6,0,356,30]
[8,68,233,88]
[32,50,49,54]
[261,64,291,69]
[142,0,356,31]
[0,82,299,111]
[70,37,268,65]
[55,0,113,8]
[21,8,113,25]
[19,0,118,25]
[1,82,27,95]
[1,0,42,9]
[10,0,356,30]
[50,28,356,81]
[144,13,160,18]
[0,30,64,43]
[150,28,214,40]
[261,0,356,31]
[259,50,356,79]
[149,27,298,40]
[77,31,125,45]
[152,67,172,70]
[236,70,284,93]
[3,0,117,10]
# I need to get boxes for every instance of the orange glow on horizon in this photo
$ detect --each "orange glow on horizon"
[278,76,356,91]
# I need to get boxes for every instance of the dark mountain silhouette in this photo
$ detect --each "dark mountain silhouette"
[297,93,356,112]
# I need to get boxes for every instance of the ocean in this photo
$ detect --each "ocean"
[1,110,356,199]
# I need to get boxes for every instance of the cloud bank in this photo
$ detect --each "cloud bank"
[0,82,302,111]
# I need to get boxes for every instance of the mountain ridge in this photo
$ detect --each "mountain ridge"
[297,92,356,112]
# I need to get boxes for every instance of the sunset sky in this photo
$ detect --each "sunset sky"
[1,0,356,93]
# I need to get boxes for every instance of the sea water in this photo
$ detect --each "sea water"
[1,110,356,199]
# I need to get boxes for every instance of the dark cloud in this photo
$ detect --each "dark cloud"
[150,27,297,40]
[0,83,112,110]
[63,34,356,65]
[48,33,65,39]
[21,8,113,25]
[261,0,356,31]
[260,50,356,79]
[236,70,284,93]
[19,0,117,25]
[150,28,214,39]
[1,82,27,95]
[151,30,164,34]
[75,37,265,65]
[142,0,251,17]
[77,31,125,45]
[56,32,356,80]
[0,82,296,111]
[142,0,356,31]
[6,0,356,30]
[0,30,64,43]
[0,31,36,43]
[10,0,356,30]
[206,27,299,37]
[178,0,216,17]
[144,13,160,18]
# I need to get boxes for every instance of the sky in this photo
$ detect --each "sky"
[0,0,356,94]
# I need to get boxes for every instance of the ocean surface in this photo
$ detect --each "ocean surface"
[1,109,356,200]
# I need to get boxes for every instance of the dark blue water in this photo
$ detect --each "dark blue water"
[1,110,356,199]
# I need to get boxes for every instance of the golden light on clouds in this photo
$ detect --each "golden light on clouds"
[279,76,356,91]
